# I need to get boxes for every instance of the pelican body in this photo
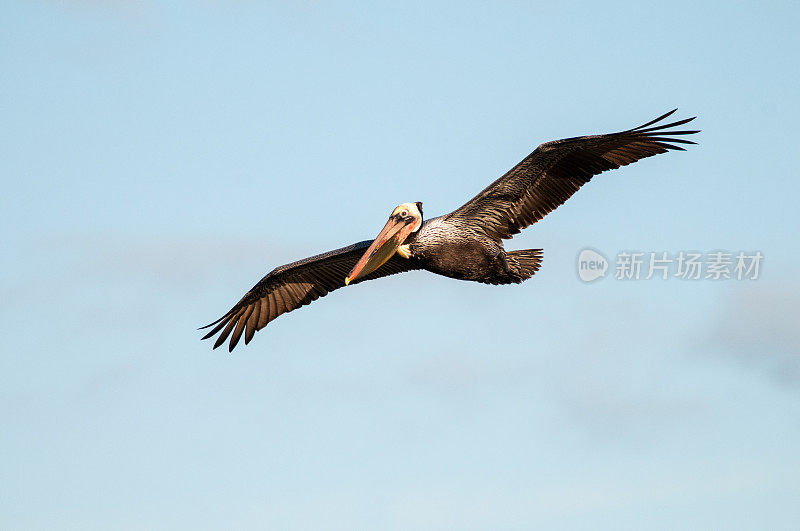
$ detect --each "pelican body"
[202,110,698,351]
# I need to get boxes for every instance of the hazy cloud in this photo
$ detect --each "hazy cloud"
[710,284,800,385]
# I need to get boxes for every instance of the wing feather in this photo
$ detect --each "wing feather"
[213,308,243,350]
[256,298,270,330]
[228,305,254,352]
[244,303,260,345]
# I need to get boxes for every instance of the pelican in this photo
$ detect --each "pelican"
[201,110,698,351]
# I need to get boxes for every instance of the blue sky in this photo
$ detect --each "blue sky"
[2,1,800,529]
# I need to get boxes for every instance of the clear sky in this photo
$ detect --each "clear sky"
[2,1,800,529]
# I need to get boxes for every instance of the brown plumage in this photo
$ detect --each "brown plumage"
[202,110,698,351]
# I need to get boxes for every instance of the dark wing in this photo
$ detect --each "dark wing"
[447,109,699,241]
[200,240,420,352]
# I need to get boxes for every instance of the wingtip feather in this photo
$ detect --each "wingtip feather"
[632,109,678,130]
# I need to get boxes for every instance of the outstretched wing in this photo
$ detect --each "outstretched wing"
[200,240,420,351]
[447,109,699,241]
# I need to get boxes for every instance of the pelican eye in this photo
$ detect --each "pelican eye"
[400,210,408,217]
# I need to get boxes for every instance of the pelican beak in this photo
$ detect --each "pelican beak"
[345,214,417,285]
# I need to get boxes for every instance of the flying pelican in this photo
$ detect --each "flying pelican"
[201,110,698,351]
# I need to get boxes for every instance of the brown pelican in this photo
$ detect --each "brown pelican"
[201,110,698,351]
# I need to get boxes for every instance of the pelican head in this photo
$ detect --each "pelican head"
[345,202,423,285]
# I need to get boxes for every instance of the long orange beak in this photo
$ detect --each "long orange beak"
[345,214,416,285]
